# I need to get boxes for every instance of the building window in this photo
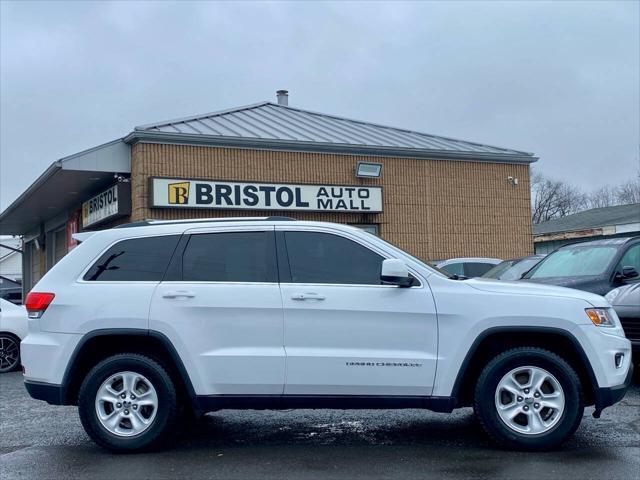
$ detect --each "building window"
[349,224,379,236]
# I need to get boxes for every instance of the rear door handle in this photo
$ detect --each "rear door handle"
[291,292,326,301]
[162,290,196,299]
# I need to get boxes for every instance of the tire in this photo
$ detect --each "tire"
[474,347,584,451]
[78,353,178,452]
[0,333,21,373]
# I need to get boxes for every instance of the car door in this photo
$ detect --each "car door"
[149,227,285,396]
[278,226,438,396]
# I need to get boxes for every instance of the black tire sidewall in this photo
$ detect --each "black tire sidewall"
[78,354,177,452]
[475,349,584,451]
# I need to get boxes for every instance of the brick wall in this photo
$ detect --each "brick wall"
[130,143,532,261]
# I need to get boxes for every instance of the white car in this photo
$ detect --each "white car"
[21,218,632,452]
[433,257,502,278]
[0,298,27,373]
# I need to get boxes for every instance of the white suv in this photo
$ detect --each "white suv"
[21,218,632,452]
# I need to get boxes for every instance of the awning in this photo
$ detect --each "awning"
[0,139,130,235]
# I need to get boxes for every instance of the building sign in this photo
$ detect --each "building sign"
[82,183,131,228]
[149,177,383,213]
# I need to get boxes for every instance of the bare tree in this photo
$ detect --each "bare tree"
[615,170,640,205]
[586,185,618,209]
[531,171,587,224]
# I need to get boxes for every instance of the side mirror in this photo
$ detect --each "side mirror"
[619,265,639,280]
[381,259,414,287]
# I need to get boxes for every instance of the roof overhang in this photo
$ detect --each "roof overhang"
[0,140,131,235]
[124,130,538,165]
[533,222,640,243]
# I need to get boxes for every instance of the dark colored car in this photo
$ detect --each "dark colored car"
[522,237,640,296]
[606,284,640,357]
[482,255,546,281]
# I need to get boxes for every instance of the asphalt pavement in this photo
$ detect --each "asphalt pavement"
[1,371,639,480]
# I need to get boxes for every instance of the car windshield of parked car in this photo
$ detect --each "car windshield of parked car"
[484,257,542,280]
[524,246,618,278]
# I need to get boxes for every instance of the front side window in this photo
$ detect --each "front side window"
[182,231,277,282]
[284,231,384,285]
[616,244,640,275]
[525,245,618,278]
[84,235,180,281]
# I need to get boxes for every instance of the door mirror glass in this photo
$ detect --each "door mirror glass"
[381,259,414,287]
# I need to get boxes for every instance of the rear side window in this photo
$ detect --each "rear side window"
[84,235,180,281]
[182,231,277,282]
[441,262,464,276]
[464,262,497,277]
[284,231,383,285]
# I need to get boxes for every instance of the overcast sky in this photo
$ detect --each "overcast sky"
[1,0,638,211]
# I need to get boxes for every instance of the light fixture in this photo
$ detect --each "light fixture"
[356,162,383,178]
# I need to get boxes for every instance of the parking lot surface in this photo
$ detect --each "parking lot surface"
[1,371,639,480]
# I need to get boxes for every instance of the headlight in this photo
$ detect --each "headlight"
[585,308,615,327]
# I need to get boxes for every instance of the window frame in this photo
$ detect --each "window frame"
[77,233,182,284]
[275,225,423,288]
[613,241,640,282]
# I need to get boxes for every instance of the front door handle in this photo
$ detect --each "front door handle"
[162,290,196,299]
[291,292,326,301]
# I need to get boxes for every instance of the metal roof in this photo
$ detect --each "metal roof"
[533,203,640,236]
[128,102,536,163]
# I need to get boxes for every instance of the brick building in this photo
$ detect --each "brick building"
[0,92,537,293]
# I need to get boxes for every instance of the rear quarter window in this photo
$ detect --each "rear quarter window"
[83,235,180,281]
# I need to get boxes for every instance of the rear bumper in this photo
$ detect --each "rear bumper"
[24,380,65,405]
[594,363,633,414]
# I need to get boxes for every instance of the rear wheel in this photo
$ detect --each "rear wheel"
[474,347,584,451]
[0,333,21,373]
[78,354,178,452]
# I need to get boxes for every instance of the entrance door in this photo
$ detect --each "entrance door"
[278,227,438,396]
[149,227,285,396]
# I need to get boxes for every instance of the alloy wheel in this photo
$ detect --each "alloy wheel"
[494,365,565,435]
[95,371,158,437]
[0,336,20,373]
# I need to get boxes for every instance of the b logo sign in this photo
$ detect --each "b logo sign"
[168,182,190,204]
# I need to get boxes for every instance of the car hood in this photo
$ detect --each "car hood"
[466,277,607,306]
[518,275,600,289]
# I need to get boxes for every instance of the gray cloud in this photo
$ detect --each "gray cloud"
[1,0,638,210]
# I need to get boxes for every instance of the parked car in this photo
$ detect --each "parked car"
[482,255,546,281]
[433,257,502,277]
[0,298,27,373]
[605,284,640,359]
[22,218,631,452]
[522,237,640,295]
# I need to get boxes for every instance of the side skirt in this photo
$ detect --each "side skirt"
[193,395,456,413]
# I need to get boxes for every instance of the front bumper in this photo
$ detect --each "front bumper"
[24,380,65,405]
[593,362,633,416]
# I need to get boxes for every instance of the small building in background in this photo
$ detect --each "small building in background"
[533,203,640,254]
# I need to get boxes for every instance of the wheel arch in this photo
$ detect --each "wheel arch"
[61,329,196,408]
[451,326,598,408]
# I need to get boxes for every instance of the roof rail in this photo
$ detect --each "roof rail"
[114,216,296,229]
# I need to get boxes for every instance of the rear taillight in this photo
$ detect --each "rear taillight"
[25,292,55,319]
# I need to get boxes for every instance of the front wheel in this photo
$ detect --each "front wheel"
[78,353,178,452]
[474,347,584,451]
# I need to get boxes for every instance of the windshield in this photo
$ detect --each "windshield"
[484,257,542,280]
[524,246,617,278]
